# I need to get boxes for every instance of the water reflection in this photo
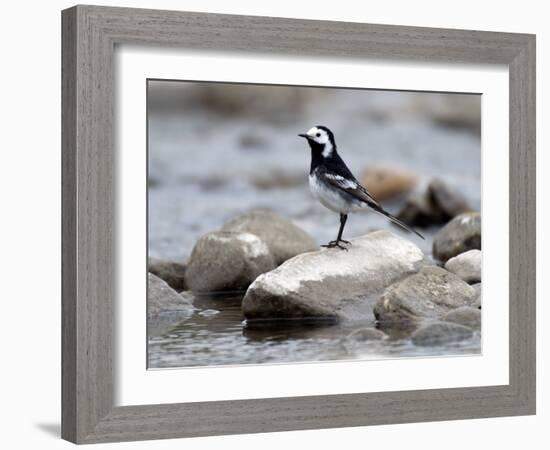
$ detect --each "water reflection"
[148,293,481,369]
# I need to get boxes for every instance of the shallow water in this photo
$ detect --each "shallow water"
[147,86,482,368]
[148,294,481,368]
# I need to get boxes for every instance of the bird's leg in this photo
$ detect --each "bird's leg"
[322,214,351,250]
[336,213,351,245]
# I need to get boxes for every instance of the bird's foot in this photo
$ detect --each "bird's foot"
[321,239,352,251]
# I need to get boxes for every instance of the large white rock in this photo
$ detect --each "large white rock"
[242,231,424,321]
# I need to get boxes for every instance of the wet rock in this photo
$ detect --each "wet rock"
[186,231,276,293]
[433,212,481,261]
[443,306,481,330]
[346,327,388,342]
[377,321,419,340]
[223,209,317,265]
[359,166,417,201]
[429,179,471,220]
[343,327,388,355]
[472,283,482,308]
[148,257,187,291]
[411,321,474,347]
[396,191,444,227]
[148,275,195,338]
[396,179,471,227]
[148,273,194,318]
[242,231,424,321]
[198,309,221,318]
[444,249,481,284]
[374,266,478,323]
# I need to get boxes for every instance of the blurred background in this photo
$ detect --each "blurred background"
[148,80,481,261]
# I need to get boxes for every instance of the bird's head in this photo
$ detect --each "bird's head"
[298,126,336,157]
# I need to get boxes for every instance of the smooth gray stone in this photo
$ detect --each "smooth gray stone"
[242,231,424,321]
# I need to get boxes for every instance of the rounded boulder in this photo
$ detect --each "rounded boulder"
[411,321,474,347]
[444,249,481,284]
[374,266,478,323]
[433,212,481,262]
[186,231,276,293]
[223,209,317,265]
[148,257,187,291]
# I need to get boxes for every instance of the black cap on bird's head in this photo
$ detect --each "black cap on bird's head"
[298,125,336,147]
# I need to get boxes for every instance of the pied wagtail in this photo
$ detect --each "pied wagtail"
[299,125,424,250]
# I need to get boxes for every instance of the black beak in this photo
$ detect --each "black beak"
[298,133,309,139]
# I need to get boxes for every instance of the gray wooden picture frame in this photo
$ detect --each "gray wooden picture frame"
[61,5,536,444]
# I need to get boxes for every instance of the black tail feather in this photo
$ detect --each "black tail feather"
[369,203,425,240]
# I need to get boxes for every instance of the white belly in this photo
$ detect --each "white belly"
[309,174,364,214]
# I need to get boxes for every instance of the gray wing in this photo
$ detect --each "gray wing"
[319,168,425,239]
[318,168,382,209]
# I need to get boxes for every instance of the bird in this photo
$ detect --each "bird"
[298,125,424,250]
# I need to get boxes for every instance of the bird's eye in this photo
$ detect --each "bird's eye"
[316,133,321,137]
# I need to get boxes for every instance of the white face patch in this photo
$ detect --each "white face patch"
[322,141,333,158]
[306,127,330,145]
[306,126,333,157]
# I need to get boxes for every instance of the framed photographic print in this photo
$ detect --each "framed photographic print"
[61,5,536,444]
